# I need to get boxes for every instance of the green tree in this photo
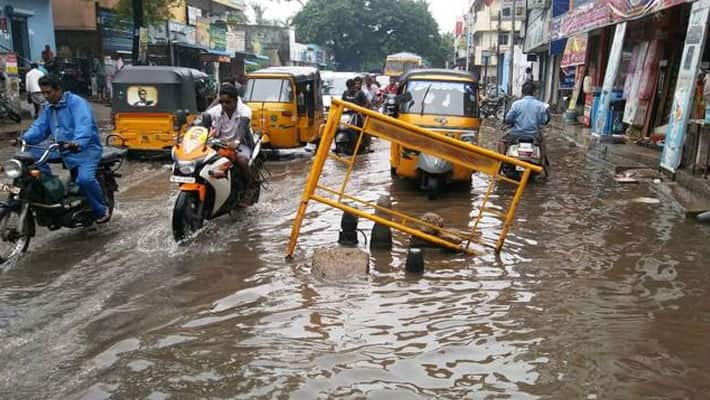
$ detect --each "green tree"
[292,0,443,71]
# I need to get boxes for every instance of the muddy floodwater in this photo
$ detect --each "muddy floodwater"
[1,126,709,399]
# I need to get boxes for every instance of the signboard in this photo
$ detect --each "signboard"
[196,18,210,47]
[560,34,587,67]
[660,0,710,173]
[524,9,548,52]
[98,9,133,54]
[5,53,18,76]
[560,66,576,90]
[594,22,627,136]
[188,6,202,26]
[169,21,196,45]
[148,23,169,45]
[210,23,227,51]
[550,1,612,40]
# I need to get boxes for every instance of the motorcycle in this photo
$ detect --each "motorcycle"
[381,93,398,118]
[334,110,370,156]
[170,121,265,242]
[500,134,548,182]
[0,94,21,123]
[480,96,506,120]
[0,140,126,264]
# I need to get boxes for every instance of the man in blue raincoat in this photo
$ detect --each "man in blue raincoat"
[21,75,110,223]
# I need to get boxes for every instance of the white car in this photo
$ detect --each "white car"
[321,71,359,116]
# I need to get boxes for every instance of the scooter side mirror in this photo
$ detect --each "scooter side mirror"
[174,109,188,130]
[396,92,413,105]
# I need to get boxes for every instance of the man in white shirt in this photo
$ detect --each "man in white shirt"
[202,83,254,191]
[25,63,45,118]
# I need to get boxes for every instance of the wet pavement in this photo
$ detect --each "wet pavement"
[0,123,709,399]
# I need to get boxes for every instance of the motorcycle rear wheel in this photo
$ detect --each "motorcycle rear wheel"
[0,208,31,265]
[172,191,204,242]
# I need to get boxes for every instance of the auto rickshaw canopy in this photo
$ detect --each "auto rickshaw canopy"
[112,66,209,114]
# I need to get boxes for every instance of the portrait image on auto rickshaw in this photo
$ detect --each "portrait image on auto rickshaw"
[128,86,157,107]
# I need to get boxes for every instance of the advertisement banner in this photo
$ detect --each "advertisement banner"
[210,24,227,51]
[196,18,210,47]
[660,0,710,173]
[560,34,588,68]
[169,21,196,45]
[594,22,626,136]
[623,41,649,125]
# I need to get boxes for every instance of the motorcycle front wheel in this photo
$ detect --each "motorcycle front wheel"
[0,207,31,265]
[172,191,205,242]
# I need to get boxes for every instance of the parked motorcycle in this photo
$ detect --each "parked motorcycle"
[334,110,370,156]
[170,124,265,242]
[0,94,21,123]
[500,134,548,181]
[0,140,126,264]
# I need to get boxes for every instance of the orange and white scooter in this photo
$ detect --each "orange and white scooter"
[170,123,264,242]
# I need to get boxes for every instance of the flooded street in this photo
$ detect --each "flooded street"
[1,125,709,399]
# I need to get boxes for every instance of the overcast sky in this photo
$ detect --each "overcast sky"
[248,0,470,33]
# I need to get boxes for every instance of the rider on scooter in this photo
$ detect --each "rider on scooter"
[498,81,550,156]
[202,83,254,193]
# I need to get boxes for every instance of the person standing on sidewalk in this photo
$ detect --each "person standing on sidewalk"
[25,63,45,119]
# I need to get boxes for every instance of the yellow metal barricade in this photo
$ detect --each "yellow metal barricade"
[286,99,543,257]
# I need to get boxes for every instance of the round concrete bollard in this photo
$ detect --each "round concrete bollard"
[371,195,393,250]
[338,212,359,246]
[405,248,425,274]
[312,247,369,279]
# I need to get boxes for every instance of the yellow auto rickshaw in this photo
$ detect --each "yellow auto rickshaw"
[244,67,324,149]
[389,69,481,199]
[111,66,210,153]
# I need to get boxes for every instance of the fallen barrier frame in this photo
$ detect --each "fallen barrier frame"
[286,98,543,257]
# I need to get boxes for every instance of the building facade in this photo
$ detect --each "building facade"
[0,0,56,64]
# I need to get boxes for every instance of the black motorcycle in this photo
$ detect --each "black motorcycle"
[334,111,370,156]
[480,96,506,120]
[0,140,126,264]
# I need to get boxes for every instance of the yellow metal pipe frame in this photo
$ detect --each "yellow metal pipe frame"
[286,99,539,258]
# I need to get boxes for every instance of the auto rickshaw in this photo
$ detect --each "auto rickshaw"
[111,66,210,153]
[244,67,324,149]
[389,69,481,199]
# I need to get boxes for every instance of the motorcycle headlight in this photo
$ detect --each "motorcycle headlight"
[339,115,350,130]
[3,159,24,179]
[177,160,196,175]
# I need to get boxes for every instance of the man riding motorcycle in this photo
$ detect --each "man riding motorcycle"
[342,78,371,109]
[498,81,550,156]
[21,75,111,223]
[202,83,254,193]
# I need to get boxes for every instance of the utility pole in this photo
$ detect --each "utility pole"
[465,15,471,72]
[131,0,143,65]
[509,0,516,97]
[496,9,501,97]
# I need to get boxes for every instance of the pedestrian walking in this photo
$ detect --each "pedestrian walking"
[25,63,45,119]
